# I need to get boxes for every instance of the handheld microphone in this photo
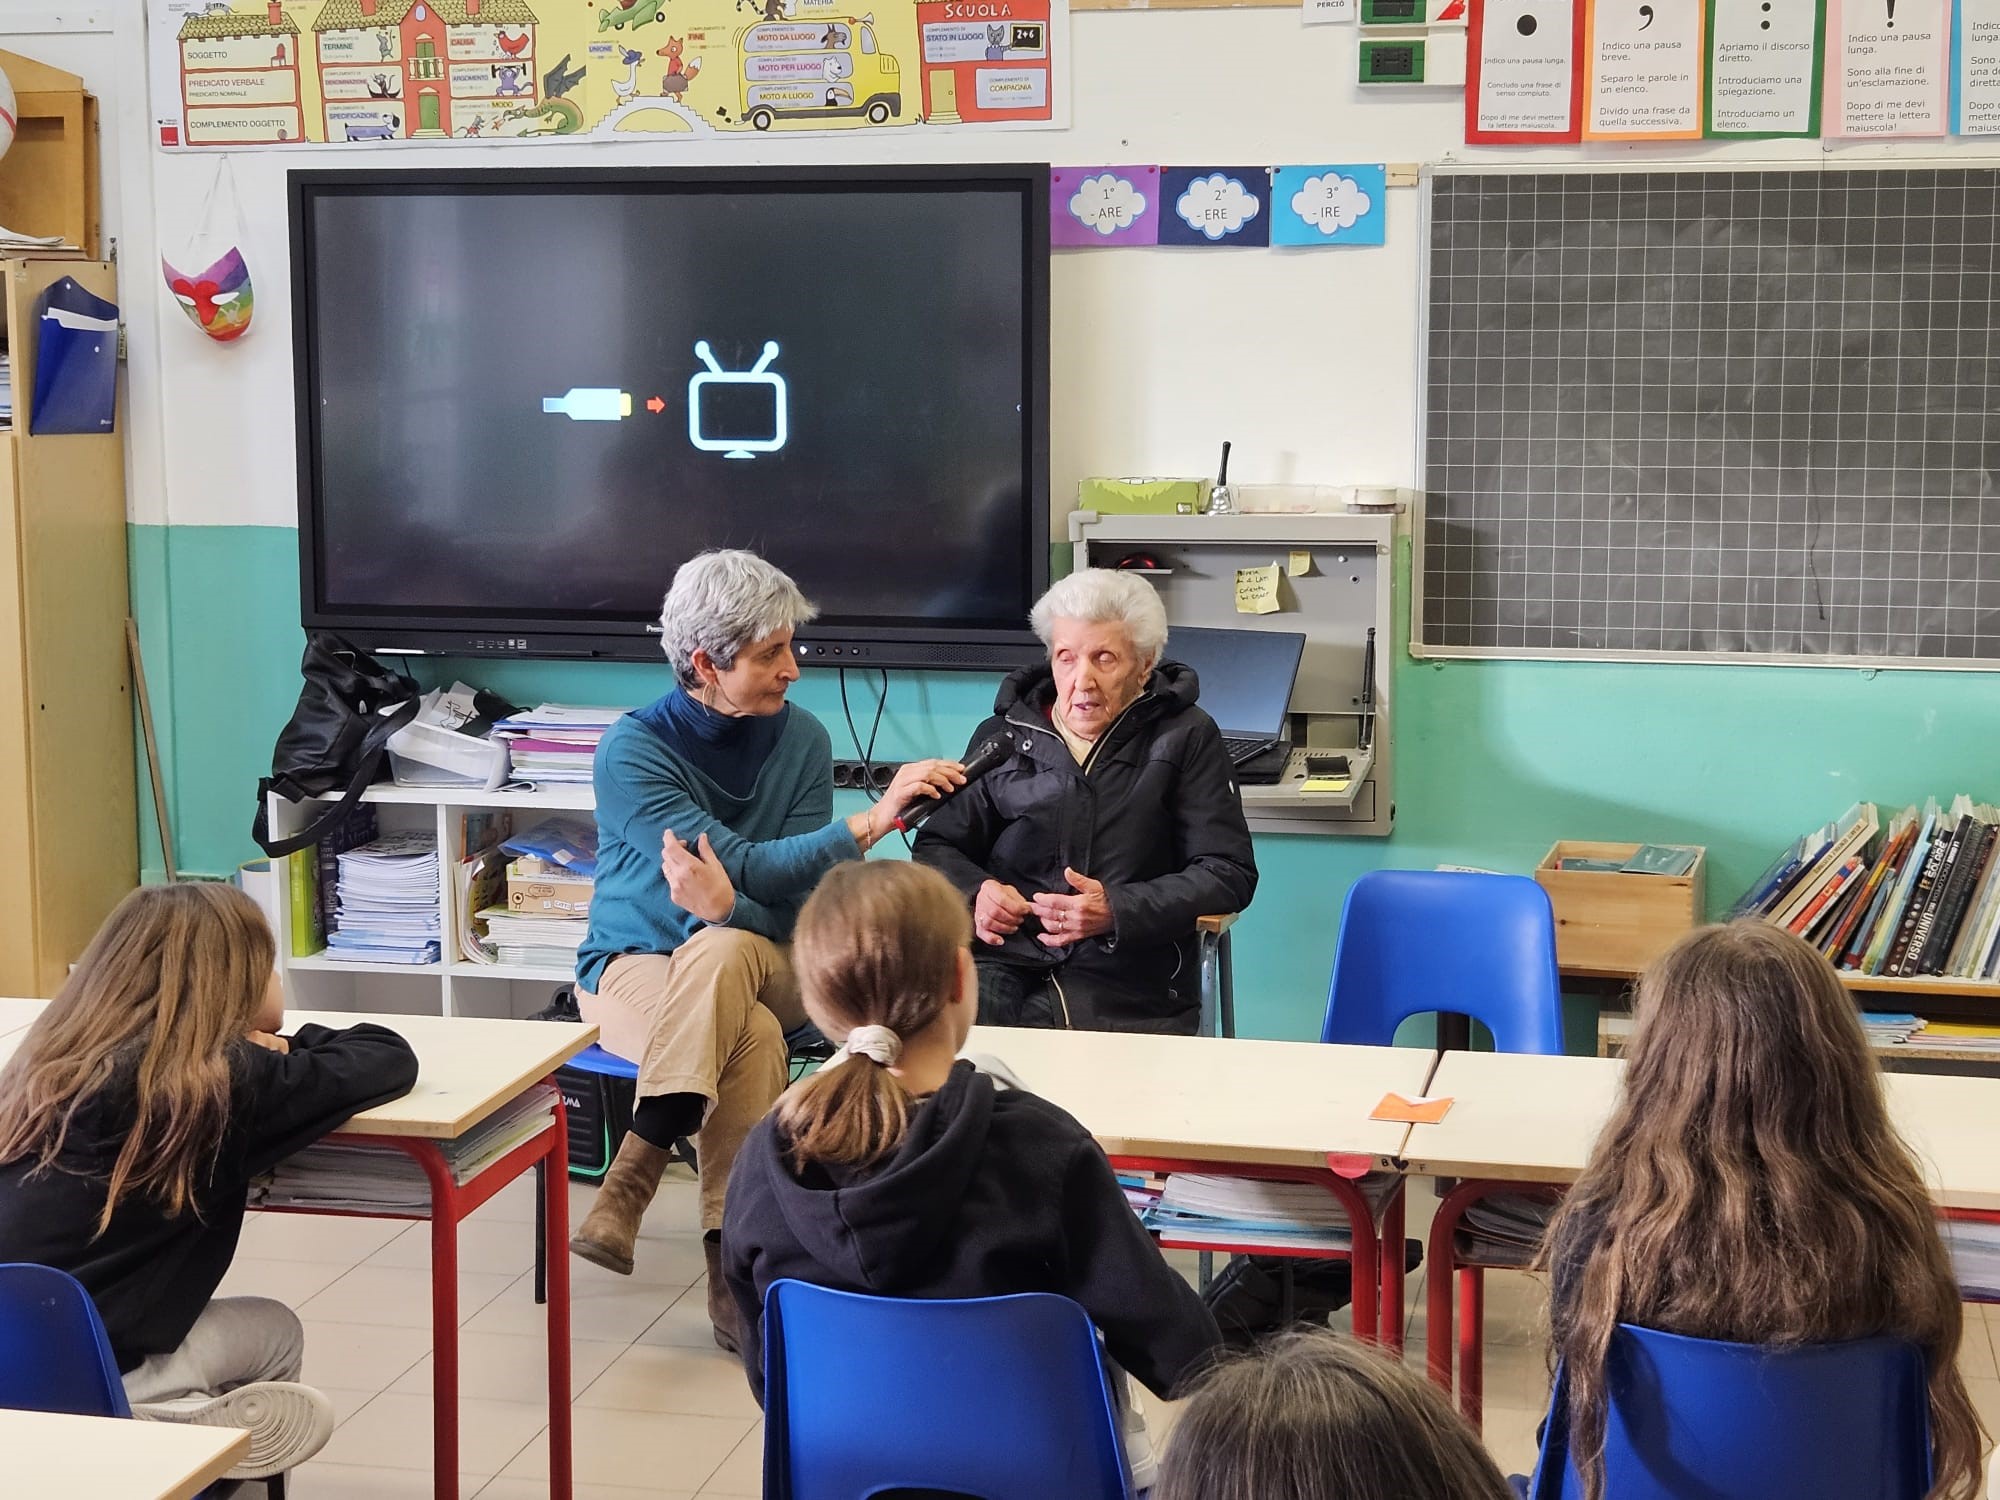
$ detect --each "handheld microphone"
[894,737,1011,833]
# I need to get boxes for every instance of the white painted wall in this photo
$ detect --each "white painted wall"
[9,0,2000,533]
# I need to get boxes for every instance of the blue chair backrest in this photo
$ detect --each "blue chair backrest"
[762,1280,1133,1500]
[0,1263,131,1418]
[1321,870,1564,1055]
[1529,1324,1933,1500]
[566,1042,640,1080]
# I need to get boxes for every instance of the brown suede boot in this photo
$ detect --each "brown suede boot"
[570,1133,672,1276]
[705,1234,743,1355]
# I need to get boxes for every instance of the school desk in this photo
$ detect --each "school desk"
[0,1002,595,1500]
[962,1025,1431,1344]
[0,1407,249,1500]
[1403,1050,2000,1425]
[0,996,47,1035]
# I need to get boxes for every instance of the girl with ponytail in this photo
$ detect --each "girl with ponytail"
[721,861,1220,1479]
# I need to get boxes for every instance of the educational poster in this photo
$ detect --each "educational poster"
[1826,0,1948,134]
[1270,165,1387,245]
[1584,0,1704,137]
[1467,0,1584,141]
[1704,0,1823,134]
[1050,166,1160,246]
[148,0,1065,148]
[1954,0,2000,131]
[1158,168,1270,247]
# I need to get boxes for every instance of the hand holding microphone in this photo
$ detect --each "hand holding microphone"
[891,737,1011,835]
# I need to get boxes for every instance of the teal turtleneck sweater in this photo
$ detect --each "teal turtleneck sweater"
[576,693,860,992]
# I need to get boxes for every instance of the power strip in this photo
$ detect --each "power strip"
[832,760,905,791]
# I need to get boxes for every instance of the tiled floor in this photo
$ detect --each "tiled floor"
[226,1165,2000,1497]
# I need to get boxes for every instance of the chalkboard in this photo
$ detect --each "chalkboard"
[1419,168,2000,666]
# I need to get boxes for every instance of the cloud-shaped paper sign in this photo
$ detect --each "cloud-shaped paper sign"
[1175,174,1261,241]
[1290,172,1373,235]
[1069,173,1148,236]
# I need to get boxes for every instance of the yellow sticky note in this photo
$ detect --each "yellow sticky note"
[1288,550,1311,577]
[1301,776,1351,794]
[1234,564,1282,615]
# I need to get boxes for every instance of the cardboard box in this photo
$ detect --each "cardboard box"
[1534,841,1705,977]
[507,860,593,917]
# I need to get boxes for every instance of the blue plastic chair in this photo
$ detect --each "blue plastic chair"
[1321,870,1564,1055]
[0,1262,130,1418]
[761,1280,1134,1500]
[1529,1325,1933,1499]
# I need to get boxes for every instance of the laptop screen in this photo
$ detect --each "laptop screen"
[1164,626,1306,740]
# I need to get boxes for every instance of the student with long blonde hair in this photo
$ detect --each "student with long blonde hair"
[1541,921,1986,1500]
[1154,1328,1513,1500]
[721,860,1221,1484]
[0,883,419,1483]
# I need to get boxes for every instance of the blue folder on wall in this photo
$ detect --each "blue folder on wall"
[30,277,118,436]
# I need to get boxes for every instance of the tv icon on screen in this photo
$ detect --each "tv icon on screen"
[689,340,788,460]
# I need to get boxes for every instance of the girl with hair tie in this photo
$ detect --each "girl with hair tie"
[721,860,1221,1485]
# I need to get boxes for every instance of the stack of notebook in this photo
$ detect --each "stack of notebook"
[1453,1193,1557,1268]
[1141,1173,1399,1252]
[494,706,622,785]
[323,833,442,966]
[1941,1219,2000,1300]
[250,1085,558,1213]
[1733,798,2000,980]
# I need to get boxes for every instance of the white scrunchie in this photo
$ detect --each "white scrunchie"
[842,1024,902,1066]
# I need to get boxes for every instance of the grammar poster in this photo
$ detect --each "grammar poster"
[149,0,1065,147]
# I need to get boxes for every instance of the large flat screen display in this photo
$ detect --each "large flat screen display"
[291,165,1050,668]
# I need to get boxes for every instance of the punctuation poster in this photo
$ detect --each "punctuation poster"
[1468,0,1585,140]
[1826,0,1949,134]
[1584,0,1705,137]
[1705,0,1825,133]
[1953,0,2000,132]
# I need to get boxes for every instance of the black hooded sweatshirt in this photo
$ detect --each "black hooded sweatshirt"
[0,1021,419,1371]
[911,661,1258,1034]
[721,1059,1223,1404]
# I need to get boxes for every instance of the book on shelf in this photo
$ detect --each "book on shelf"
[1861,800,1937,975]
[1786,855,1865,938]
[1895,807,1971,976]
[1920,814,1995,976]
[1621,844,1700,877]
[1769,804,1877,932]
[1829,809,1917,966]
[287,848,321,958]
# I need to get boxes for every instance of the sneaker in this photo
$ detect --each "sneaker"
[131,1380,336,1479]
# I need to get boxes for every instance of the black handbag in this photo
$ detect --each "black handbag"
[251,633,421,859]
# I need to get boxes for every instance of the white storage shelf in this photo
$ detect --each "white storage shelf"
[267,783,596,1020]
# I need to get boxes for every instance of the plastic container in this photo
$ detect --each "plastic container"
[387,713,511,790]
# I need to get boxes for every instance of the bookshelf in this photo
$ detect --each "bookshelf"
[265,782,586,1022]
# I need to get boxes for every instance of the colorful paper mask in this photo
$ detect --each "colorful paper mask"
[163,248,254,342]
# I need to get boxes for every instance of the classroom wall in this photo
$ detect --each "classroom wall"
[16,2,2000,1040]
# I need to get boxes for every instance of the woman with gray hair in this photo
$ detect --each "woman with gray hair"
[570,550,960,1351]
[913,568,1257,1034]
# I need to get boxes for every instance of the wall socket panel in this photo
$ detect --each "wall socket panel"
[832,760,905,791]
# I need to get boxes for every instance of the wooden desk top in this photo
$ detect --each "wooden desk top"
[1884,1071,2000,1213]
[288,1010,597,1140]
[0,1409,248,1500]
[961,1025,1432,1170]
[0,996,48,1036]
[0,1004,597,1142]
[1399,1050,1626,1184]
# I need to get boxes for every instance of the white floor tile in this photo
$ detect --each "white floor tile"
[578,1341,762,1420]
[1960,1306,2000,1382]
[635,1281,730,1350]
[286,1463,491,1499]
[1479,1402,1547,1481]
[299,1264,518,1331]
[569,1230,709,1290]
[299,1319,433,1391]
[391,1330,628,1405]
[214,1257,354,1307]
[238,1212,410,1263]
[314,1390,546,1477]
[320,1385,379,1429]
[502,1407,755,1492]
[697,1423,764,1497]
[477,1479,695,1500]
[366,1216,544,1278]
[468,1266,690,1343]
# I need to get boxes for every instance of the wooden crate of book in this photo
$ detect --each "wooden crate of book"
[1534,842,1705,977]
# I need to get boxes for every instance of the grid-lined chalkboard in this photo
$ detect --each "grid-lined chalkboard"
[1420,168,2000,665]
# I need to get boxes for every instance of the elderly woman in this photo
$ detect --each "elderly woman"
[913,569,1257,1035]
[570,550,958,1351]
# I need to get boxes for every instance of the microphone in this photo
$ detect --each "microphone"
[894,738,1011,833]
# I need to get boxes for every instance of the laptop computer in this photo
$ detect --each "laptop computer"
[1164,626,1306,785]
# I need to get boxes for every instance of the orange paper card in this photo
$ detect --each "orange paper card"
[1370,1092,1454,1124]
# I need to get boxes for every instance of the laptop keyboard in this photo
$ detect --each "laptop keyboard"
[1222,734,1280,765]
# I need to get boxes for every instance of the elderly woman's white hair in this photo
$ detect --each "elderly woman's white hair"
[1029,568,1169,668]
[659,550,818,690]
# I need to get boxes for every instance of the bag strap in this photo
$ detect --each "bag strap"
[252,696,420,859]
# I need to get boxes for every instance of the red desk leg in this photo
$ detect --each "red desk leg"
[387,1142,463,1500]
[1379,1183,1407,1352]
[545,1091,573,1500]
[1426,1180,1564,1428]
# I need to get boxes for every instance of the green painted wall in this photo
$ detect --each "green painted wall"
[132,523,2000,1041]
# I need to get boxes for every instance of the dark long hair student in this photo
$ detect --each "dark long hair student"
[1541,921,1987,1500]
[722,860,1222,1475]
[1155,1328,1513,1500]
[0,882,419,1482]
